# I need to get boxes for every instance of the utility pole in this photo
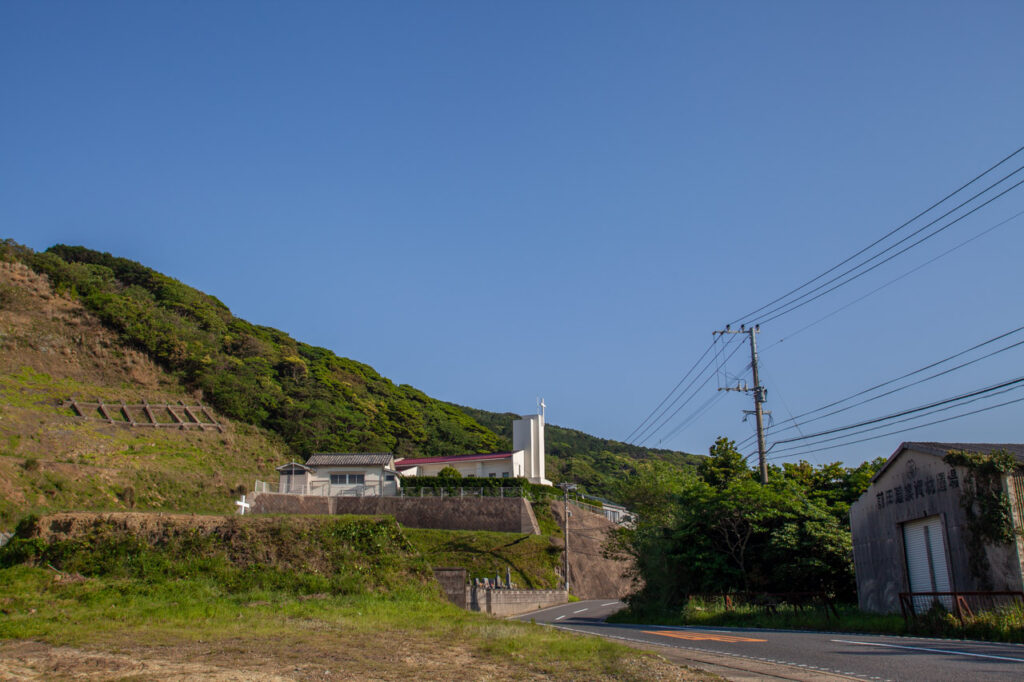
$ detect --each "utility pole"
[714,324,770,484]
[559,482,576,593]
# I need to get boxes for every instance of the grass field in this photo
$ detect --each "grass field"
[0,513,712,680]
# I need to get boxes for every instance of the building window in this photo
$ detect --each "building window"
[384,474,395,482]
[330,474,365,485]
[502,472,510,478]
[488,473,496,478]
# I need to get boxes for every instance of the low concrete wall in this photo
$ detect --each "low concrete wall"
[249,493,541,534]
[467,587,567,617]
[434,567,468,609]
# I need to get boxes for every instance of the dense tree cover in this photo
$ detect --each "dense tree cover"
[612,437,885,614]
[4,241,507,459]
[455,405,702,495]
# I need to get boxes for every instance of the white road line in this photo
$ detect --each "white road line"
[601,601,620,606]
[832,638,1024,663]
[555,615,566,620]
[573,608,588,614]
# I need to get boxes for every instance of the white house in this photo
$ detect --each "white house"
[276,452,400,497]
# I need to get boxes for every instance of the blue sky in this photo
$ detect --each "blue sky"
[2,2,1023,466]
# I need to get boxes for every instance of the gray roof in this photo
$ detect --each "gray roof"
[305,452,393,467]
[275,461,312,472]
[872,441,1024,482]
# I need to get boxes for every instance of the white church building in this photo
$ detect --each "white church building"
[395,413,550,484]
[272,412,551,496]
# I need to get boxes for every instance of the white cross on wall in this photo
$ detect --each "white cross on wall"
[235,494,250,515]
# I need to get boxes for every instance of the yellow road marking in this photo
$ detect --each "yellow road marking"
[644,630,766,643]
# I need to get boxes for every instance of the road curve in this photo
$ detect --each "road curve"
[514,600,1024,682]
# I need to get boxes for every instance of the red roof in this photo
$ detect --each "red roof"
[394,452,515,469]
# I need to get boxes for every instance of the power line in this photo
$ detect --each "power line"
[761,208,1024,352]
[767,392,1024,461]
[623,340,715,443]
[635,337,747,446]
[752,169,1024,327]
[769,382,1024,457]
[730,145,1024,327]
[767,375,1024,449]
[629,334,742,444]
[741,324,1024,448]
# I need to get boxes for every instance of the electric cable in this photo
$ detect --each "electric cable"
[729,145,1024,327]
[762,208,1024,352]
[629,334,743,445]
[623,339,717,443]
[767,375,1024,449]
[768,382,1024,456]
[635,338,747,446]
[767,393,1024,461]
[747,324,1024,445]
[752,171,1024,327]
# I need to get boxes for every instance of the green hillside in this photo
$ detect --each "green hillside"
[1,239,698,502]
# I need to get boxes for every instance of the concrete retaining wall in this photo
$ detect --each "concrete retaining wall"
[467,587,567,616]
[249,492,541,534]
[434,568,468,609]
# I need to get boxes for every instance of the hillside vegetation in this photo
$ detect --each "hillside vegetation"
[0,259,290,525]
[0,239,697,504]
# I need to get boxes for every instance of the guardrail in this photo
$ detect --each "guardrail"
[691,592,840,620]
[899,591,1024,625]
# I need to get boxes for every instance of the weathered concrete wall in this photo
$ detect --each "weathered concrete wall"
[434,567,468,609]
[250,493,332,515]
[249,493,541,534]
[466,587,567,616]
[851,449,1024,613]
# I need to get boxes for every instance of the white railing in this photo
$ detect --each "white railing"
[571,499,636,526]
[253,480,377,497]
[399,486,525,498]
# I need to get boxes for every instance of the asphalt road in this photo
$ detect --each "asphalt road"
[514,600,1024,682]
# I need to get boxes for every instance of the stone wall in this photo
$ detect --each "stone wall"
[466,587,567,616]
[249,492,541,534]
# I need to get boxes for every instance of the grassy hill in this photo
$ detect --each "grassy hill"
[0,258,291,526]
[0,239,698,512]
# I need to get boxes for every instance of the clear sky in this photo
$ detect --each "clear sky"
[2,2,1022,467]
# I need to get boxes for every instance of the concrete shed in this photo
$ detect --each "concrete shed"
[850,442,1024,613]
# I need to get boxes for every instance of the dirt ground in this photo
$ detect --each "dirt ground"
[0,638,712,682]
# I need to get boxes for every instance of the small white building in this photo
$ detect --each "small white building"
[276,452,400,497]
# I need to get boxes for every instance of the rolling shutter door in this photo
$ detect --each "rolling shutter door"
[903,516,952,611]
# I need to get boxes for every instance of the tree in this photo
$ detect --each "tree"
[619,436,865,616]
[698,437,751,488]
[436,466,462,480]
